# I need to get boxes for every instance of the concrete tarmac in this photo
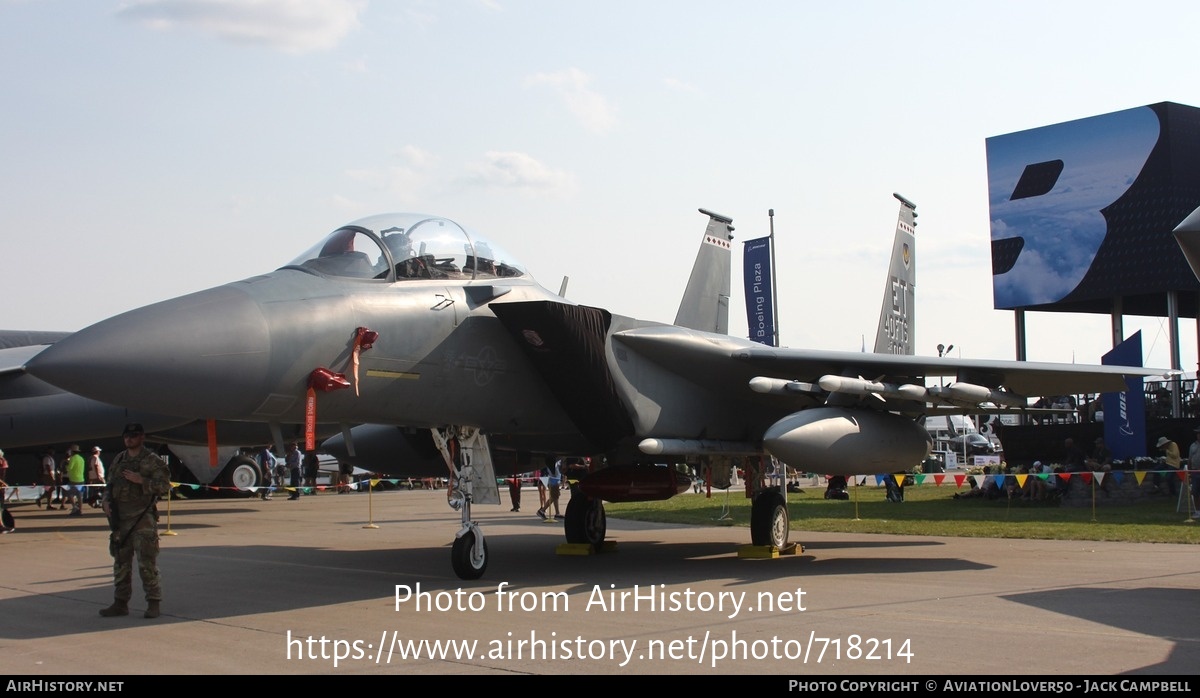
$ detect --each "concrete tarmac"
[1,487,1197,676]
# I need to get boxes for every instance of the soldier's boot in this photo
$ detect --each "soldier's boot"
[144,601,161,619]
[99,600,129,617]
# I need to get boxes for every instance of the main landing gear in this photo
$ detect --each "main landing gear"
[564,493,606,546]
[749,477,790,549]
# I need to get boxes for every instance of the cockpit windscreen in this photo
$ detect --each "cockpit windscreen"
[283,213,529,282]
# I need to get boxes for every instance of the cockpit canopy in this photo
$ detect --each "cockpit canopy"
[283,213,529,283]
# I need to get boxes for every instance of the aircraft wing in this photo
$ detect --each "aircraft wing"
[736,345,1151,397]
[605,323,1164,478]
[613,324,1162,408]
[0,344,49,378]
[0,330,71,350]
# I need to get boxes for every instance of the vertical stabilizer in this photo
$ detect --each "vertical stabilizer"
[874,194,917,355]
[674,208,734,334]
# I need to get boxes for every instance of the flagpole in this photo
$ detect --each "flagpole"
[768,209,779,347]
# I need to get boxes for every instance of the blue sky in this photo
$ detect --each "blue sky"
[4,0,1199,374]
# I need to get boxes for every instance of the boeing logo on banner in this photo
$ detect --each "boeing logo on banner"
[1118,391,1134,437]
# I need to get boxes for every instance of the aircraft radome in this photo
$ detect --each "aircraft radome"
[27,206,1164,579]
[0,332,336,491]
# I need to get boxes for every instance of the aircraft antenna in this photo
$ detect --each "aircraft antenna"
[558,276,569,297]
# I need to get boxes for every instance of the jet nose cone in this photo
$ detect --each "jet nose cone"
[28,284,272,418]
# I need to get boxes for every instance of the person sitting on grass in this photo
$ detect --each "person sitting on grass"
[954,467,1000,500]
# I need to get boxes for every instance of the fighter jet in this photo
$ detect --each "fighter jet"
[27,203,1162,579]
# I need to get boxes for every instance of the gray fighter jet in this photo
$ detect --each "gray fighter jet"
[27,203,1162,579]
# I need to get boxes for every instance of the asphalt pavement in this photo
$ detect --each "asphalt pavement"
[1,486,1197,676]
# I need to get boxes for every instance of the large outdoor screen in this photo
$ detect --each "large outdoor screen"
[987,102,1200,315]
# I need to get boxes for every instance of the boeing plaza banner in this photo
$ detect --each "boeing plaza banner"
[742,236,775,346]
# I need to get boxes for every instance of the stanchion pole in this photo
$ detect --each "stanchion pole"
[363,478,379,529]
[852,475,861,521]
[1090,475,1097,523]
[1005,475,1013,519]
[162,483,178,536]
[1184,469,1195,523]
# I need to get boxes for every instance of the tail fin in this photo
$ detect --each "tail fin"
[674,208,734,334]
[873,193,917,355]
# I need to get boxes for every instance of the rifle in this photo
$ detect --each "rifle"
[110,500,156,550]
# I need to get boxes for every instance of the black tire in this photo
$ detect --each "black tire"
[564,495,606,545]
[750,490,789,548]
[219,456,262,493]
[451,530,488,580]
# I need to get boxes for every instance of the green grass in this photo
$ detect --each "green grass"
[604,483,1200,545]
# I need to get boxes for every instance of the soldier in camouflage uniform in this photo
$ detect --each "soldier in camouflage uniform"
[99,423,172,619]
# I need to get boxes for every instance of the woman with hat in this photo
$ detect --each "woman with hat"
[1154,435,1181,495]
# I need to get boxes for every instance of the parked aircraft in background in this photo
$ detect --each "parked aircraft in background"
[27,201,1162,579]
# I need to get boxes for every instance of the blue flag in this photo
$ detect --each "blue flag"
[743,237,774,345]
[1102,331,1147,460]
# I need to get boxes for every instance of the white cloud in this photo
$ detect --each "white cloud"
[461,151,576,197]
[339,148,573,206]
[523,67,616,134]
[115,0,366,54]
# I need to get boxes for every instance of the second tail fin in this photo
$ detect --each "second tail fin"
[873,193,917,355]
